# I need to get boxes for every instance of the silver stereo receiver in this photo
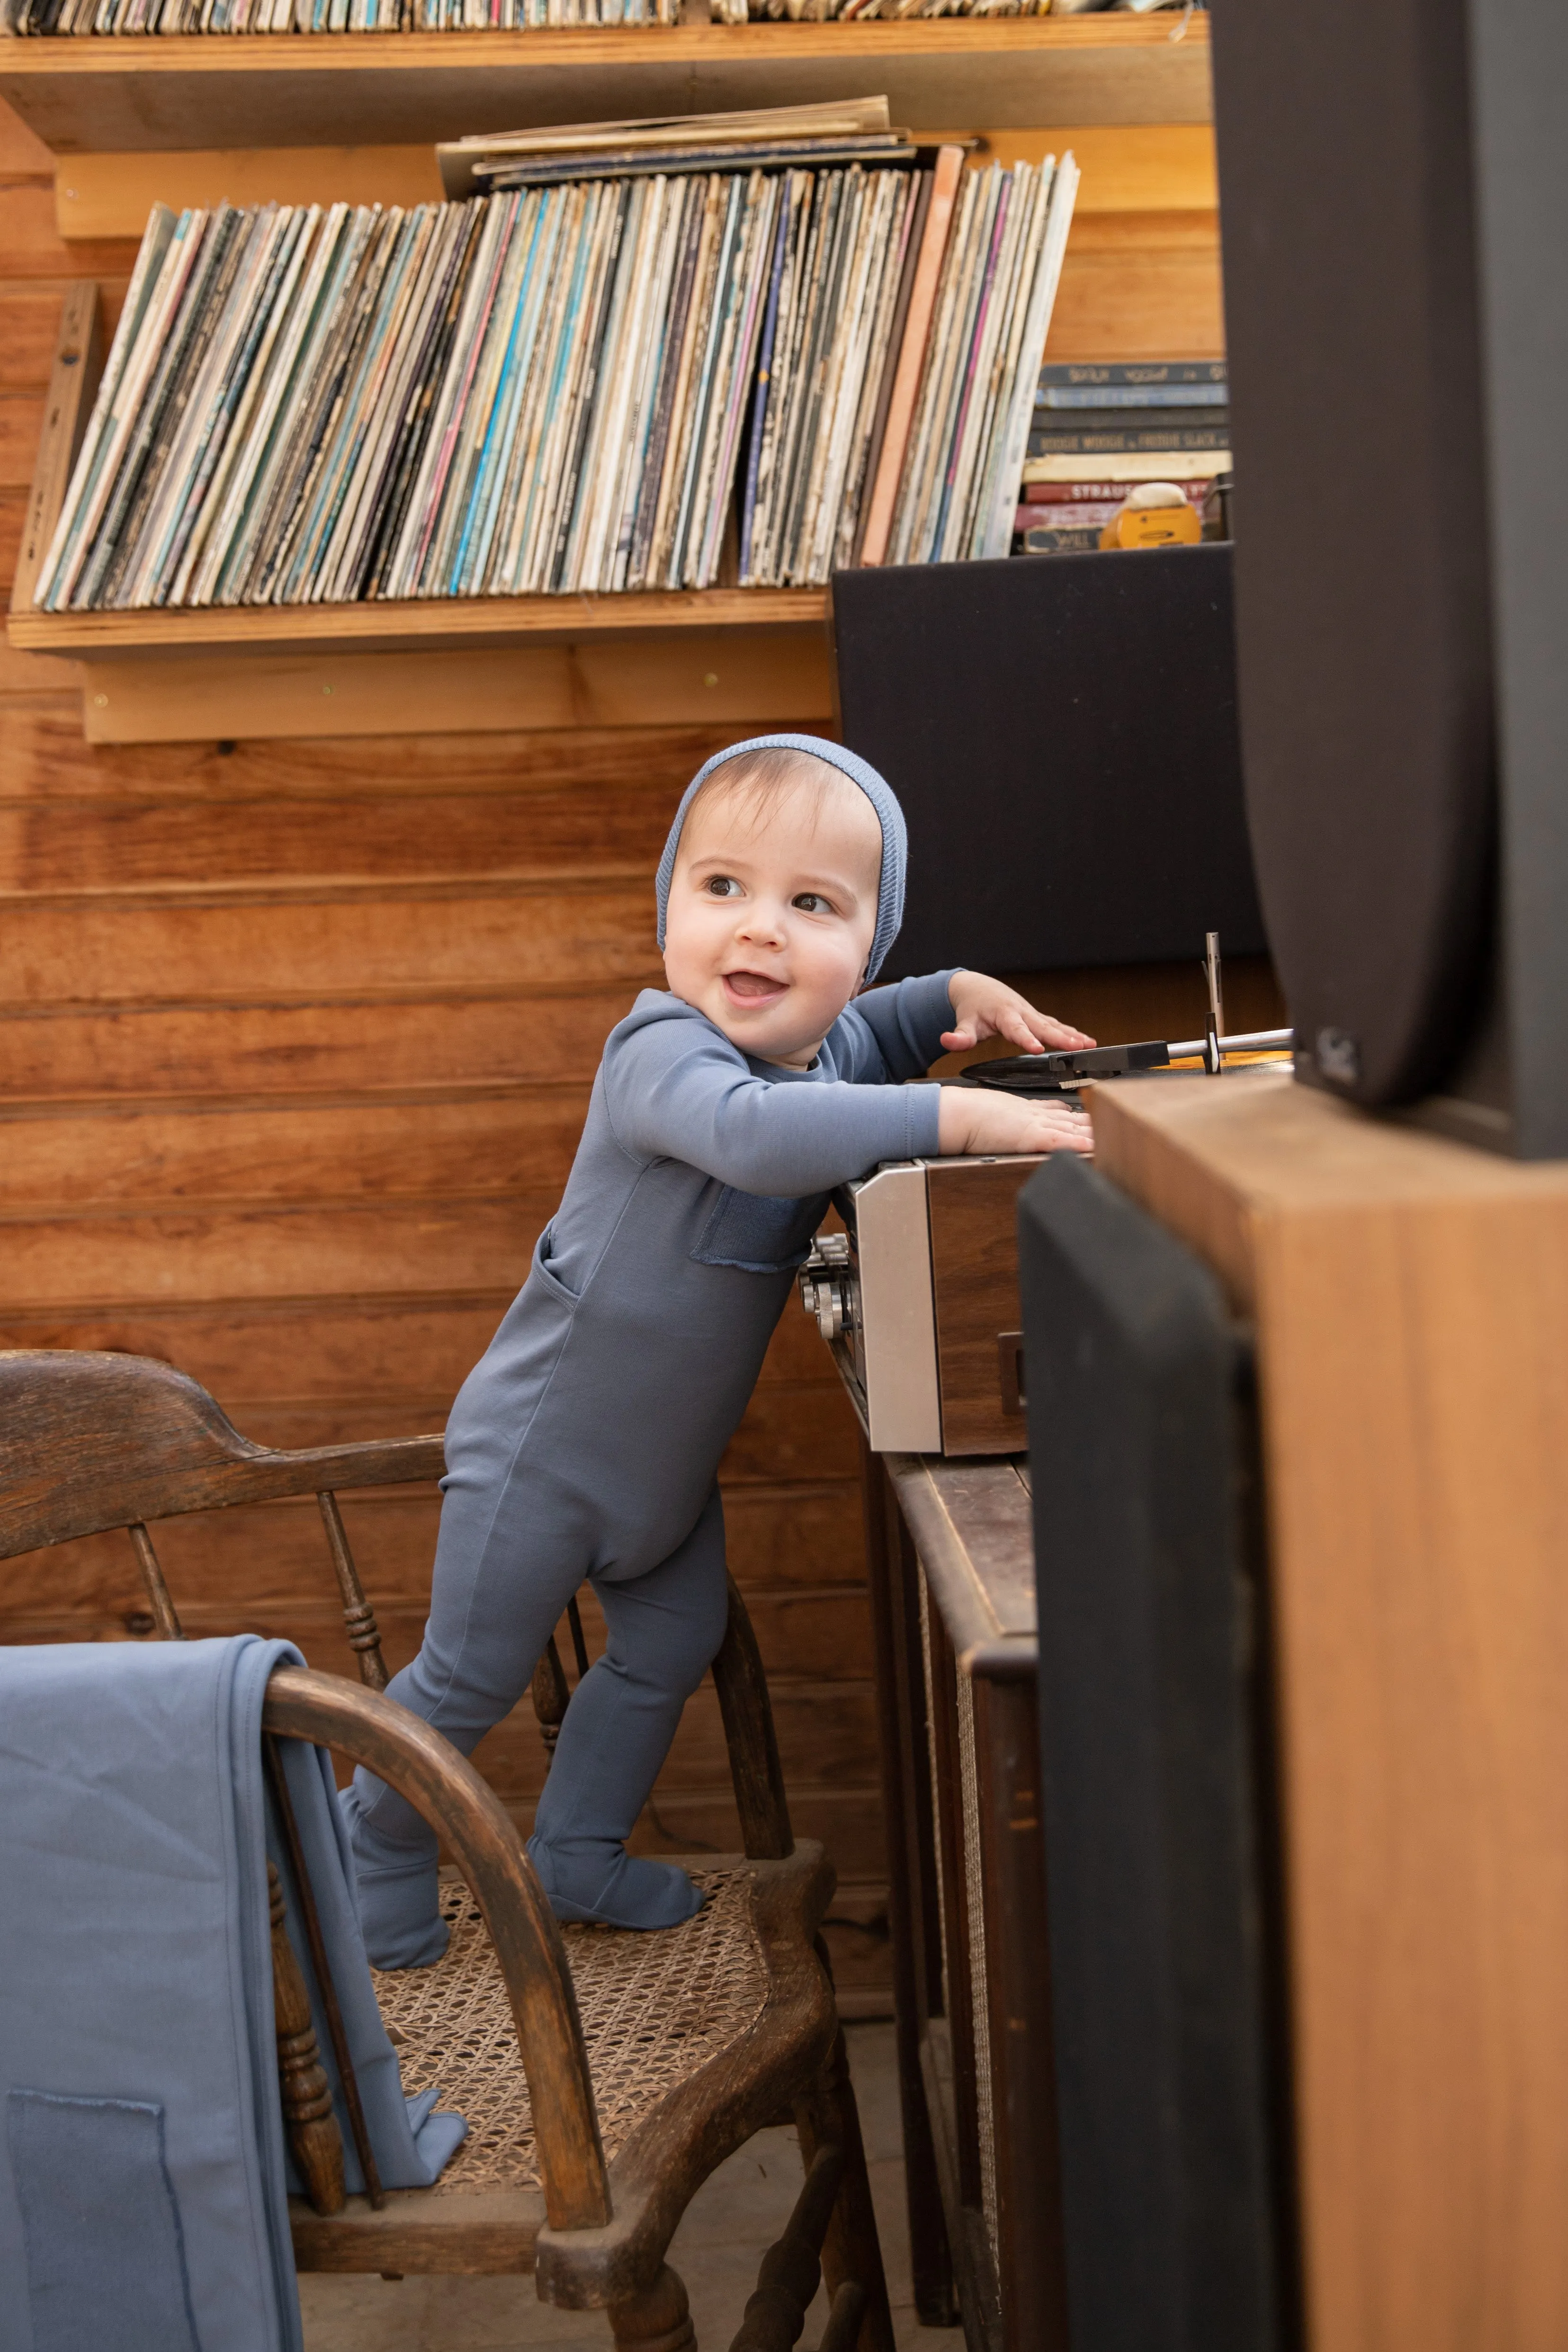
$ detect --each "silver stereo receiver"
[799,1155,1045,1458]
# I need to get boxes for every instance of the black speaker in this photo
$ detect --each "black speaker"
[831,547,1267,982]
[1019,1155,1297,2352]
[1210,0,1568,1154]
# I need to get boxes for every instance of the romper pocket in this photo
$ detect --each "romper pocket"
[530,1220,582,1303]
[690,1186,828,1275]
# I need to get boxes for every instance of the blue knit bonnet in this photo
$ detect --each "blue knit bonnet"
[654,732,906,983]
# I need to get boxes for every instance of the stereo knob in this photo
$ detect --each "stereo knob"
[799,1270,853,1342]
[798,1231,852,1324]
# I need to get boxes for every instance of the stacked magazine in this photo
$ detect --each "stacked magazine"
[36,121,1077,610]
[724,0,1184,18]
[436,102,916,196]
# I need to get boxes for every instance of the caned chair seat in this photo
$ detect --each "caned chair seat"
[291,1845,837,2287]
[384,1867,773,2193]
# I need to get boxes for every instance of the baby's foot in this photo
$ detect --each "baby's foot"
[527,1835,704,1931]
[338,1784,449,1969]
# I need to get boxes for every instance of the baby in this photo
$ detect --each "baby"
[343,733,1093,1962]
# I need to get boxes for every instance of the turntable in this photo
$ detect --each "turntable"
[800,936,1292,1455]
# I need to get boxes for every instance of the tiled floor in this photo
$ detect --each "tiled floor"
[300,2021,960,2351]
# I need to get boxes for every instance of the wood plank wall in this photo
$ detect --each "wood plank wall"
[0,101,1225,2015]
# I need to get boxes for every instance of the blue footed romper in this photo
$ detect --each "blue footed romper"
[343,735,954,1961]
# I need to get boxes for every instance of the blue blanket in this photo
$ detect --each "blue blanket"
[0,1636,465,2352]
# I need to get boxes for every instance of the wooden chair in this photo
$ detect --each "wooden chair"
[0,1348,892,2352]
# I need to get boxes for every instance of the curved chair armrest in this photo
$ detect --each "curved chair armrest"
[263,1663,611,2232]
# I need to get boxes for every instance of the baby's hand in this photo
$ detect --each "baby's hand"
[937,1085,1093,1159]
[941,970,1096,1058]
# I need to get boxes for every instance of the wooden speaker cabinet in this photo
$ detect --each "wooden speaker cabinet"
[799,1157,1039,1456]
[1019,1145,1291,2352]
[1039,1067,1568,2352]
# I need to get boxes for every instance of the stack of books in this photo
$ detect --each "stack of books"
[724,0,1053,20]
[724,0,1194,19]
[38,117,1079,611]
[1014,357,1228,553]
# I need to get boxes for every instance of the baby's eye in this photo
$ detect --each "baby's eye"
[704,875,742,898]
[792,892,833,916]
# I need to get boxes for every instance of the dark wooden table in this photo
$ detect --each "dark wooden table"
[857,1432,1066,2352]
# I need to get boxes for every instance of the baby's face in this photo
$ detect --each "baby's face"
[663,778,882,1067]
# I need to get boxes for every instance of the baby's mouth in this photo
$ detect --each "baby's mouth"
[722,969,788,1005]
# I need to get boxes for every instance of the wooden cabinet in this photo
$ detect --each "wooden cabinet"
[860,1440,1064,2352]
[855,1070,1568,2350]
[1082,1070,1568,2352]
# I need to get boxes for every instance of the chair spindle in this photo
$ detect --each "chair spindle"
[531,1633,571,1763]
[726,2144,844,2352]
[608,2263,697,2352]
[263,1732,386,2210]
[816,2283,869,2352]
[316,1490,388,1691]
[793,2004,896,2352]
[127,1521,183,1640]
[714,1574,794,1861]
[531,1597,594,1764]
[566,1595,591,1679]
[269,1860,346,2217]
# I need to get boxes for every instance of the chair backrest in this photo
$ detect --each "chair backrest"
[2,1352,797,2242]
[0,1348,443,1683]
[0,1347,796,1856]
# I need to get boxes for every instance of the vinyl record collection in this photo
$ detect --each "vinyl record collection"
[2,0,1189,28]
[37,120,1078,611]
[3,0,674,32]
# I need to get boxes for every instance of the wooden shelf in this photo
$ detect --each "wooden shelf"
[0,15,1210,154]
[52,118,1219,238]
[10,577,835,744]
[9,584,829,657]
[4,3,1219,742]
[9,307,834,745]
